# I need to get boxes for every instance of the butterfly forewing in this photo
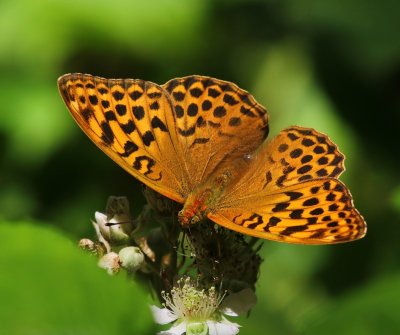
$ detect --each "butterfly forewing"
[58,73,186,202]
[163,76,269,190]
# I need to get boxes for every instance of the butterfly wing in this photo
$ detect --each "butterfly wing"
[162,76,269,191]
[58,73,187,203]
[58,74,269,203]
[208,126,366,244]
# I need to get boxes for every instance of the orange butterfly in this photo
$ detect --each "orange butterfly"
[58,74,366,244]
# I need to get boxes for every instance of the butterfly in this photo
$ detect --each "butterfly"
[58,73,366,244]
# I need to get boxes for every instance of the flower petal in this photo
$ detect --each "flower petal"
[221,288,257,316]
[150,305,177,325]
[94,211,107,224]
[158,321,187,335]
[207,319,240,335]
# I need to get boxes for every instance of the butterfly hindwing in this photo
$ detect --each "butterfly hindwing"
[208,126,366,244]
[209,178,365,244]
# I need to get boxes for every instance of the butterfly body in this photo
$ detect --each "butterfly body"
[179,169,233,225]
[58,73,366,244]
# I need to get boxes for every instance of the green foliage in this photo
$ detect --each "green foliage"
[306,272,400,335]
[1,0,399,333]
[0,222,154,335]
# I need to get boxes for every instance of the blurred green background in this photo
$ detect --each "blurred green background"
[1,0,399,334]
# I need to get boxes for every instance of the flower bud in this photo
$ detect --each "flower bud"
[78,238,96,251]
[118,246,145,272]
[98,252,120,275]
[95,211,132,246]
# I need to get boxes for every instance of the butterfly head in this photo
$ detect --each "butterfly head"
[178,197,208,226]
[178,209,201,225]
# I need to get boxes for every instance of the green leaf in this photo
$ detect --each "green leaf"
[0,222,155,335]
[305,272,400,334]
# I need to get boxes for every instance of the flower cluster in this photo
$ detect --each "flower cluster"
[79,194,262,334]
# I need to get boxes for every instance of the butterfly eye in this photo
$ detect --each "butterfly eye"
[191,215,200,224]
[178,210,188,225]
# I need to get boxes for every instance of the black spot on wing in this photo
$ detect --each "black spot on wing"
[121,120,135,134]
[188,103,199,116]
[120,140,138,157]
[310,208,324,215]
[98,88,108,94]
[88,95,98,105]
[190,138,210,148]
[223,94,239,105]
[278,143,289,152]
[303,198,319,206]
[100,121,114,145]
[272,202,290,212]
[229,117,241,127]
[129,91,143,100]
[175,105,184,118]
[285,191,303,200]
[178,126,195,137]
[112,91,124,101]
[202,100,212,111]
[115,104,127,116]
[81,108,93,122]
[290,209,303,219]
[297,165,312,174]
[240,106,256,117]
[104,111,116,121]
[183,76,197,89]
[301,138,315,147]
[190,88,203,97]
[149,101,160,110]
[301,155,313,164]
[208,88,221,98]
[148,92,162,99]
[165,79,180,92]
[133,156,162,181]
[132,106,145,120]
[298,175,312,182]
[213,106,226,118]
[173,92,185,101]
[290,148,303,158]
[287,132,300,141]
[281,225,308,235]
[142,131,155,146]
[242,213,263,229]
[151,116,168,132]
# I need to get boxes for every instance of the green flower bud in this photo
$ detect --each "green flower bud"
[186,321,208,335]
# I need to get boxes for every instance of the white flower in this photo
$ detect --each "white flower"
[98,252,120,275]
[93,211,133,251]
[151,277,257,335]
